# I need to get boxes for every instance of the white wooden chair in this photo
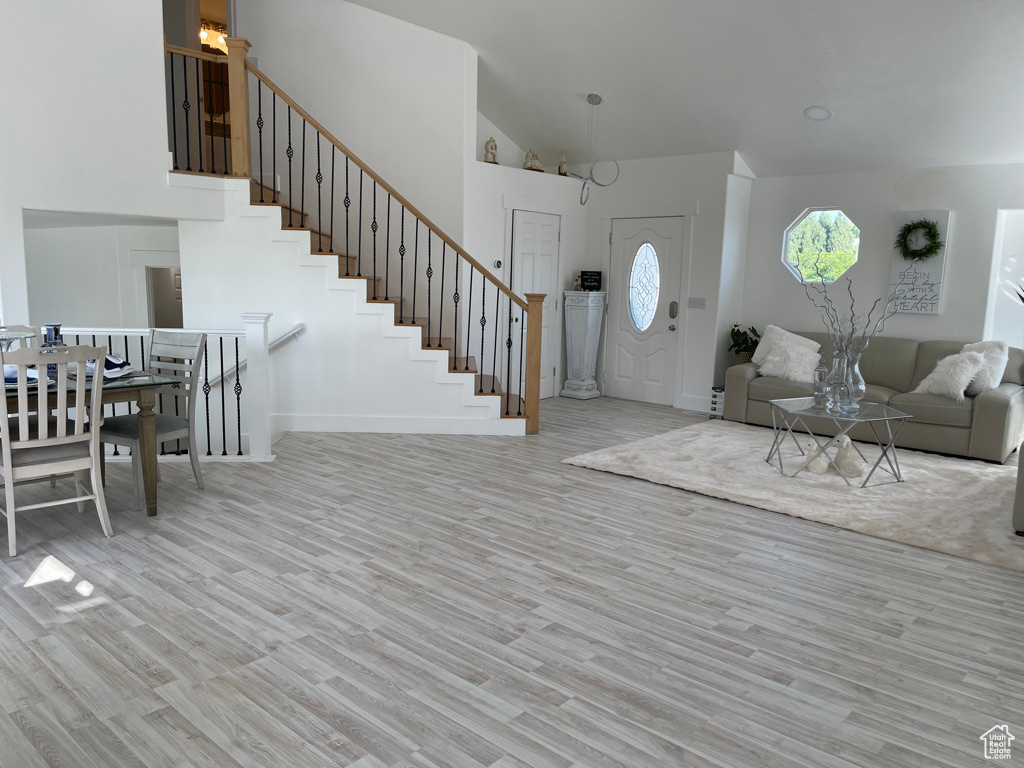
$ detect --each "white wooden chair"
[0,345,112,557]
[1,325,43,349]
[100,330,207,509]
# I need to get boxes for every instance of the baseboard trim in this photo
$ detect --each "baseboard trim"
[273,414,527,436]
[676,394,711,414]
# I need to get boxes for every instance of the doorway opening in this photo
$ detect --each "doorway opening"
[148,267,184,328]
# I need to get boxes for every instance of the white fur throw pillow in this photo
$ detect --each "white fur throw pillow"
[913,351,985,402]
[962,340,1009,397]
[756,344,821,384]
[751,325,820,366]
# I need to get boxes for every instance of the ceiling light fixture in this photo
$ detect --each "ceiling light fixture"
[803,105,832,121]
[566,93,620,205]
[199,19,228,54]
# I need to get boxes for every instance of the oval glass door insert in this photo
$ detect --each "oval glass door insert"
[629,242,660,331]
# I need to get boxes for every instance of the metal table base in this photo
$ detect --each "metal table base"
[766,398,911,489]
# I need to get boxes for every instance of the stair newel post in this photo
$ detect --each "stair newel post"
[225,37,252,179]
[524,293,545,435]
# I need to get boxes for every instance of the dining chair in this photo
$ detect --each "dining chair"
[0,345,112,557]
[100,330,207,509]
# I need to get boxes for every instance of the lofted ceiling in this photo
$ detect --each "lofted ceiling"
[347,0,1024,177]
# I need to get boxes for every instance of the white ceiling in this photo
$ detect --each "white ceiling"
[347,0,1024,177]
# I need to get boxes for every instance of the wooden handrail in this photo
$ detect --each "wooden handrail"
[164,43,226,63]
[244,60,529,313]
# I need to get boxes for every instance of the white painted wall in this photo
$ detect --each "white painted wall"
[742,164,1024,344]
[988,210,1024,346]
[178,176,521,434]
[476,113,525,168]
[0,2,228,324]
[236,0,476,241]
[717,173,753,384]
[588,151,739,412]
[24,225,180,328]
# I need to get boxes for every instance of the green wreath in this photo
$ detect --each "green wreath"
[895,218,944,262]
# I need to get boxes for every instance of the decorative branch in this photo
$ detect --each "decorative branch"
[799,254,907,358]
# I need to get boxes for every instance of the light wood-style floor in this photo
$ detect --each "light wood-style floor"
[1,397,1022,768]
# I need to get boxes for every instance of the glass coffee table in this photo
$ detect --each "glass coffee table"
[766,397,912,488]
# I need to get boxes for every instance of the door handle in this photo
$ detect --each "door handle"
[668,324,677,332]
[669,300,678,319]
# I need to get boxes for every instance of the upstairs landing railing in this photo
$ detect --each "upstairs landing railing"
[163,38,543,433]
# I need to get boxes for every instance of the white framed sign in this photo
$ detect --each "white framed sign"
[888,210,951,314]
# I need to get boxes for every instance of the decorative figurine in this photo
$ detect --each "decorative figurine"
[558,152,568,176]
[484,136,498,164]
[834,435,864,477]
[523,149,544,172]
[802,440,832,474]
[573,274,582,291]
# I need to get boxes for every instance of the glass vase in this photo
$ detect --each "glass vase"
[827,355,852,414]
[848,353,866,410]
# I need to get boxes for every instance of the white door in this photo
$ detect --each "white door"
[512,210,559,399]
[606,217,685,405]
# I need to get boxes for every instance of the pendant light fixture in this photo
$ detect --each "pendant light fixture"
[566,93,620,205]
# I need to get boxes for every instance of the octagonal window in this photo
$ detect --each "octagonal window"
[783,208,860,283]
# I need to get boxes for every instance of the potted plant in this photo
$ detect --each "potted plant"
[728,324,761,365]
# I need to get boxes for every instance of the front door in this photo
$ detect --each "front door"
[511,210,559,399]
[606,217,685,405]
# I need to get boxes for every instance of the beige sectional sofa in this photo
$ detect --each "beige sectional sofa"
[724,331,1024,464]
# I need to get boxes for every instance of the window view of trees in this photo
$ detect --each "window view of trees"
[785,209,860,282]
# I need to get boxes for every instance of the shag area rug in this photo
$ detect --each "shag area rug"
[563,419,1024,571]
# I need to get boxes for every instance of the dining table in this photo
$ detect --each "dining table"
[5,371,177,517]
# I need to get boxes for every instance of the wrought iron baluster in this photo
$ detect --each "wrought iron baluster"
[181,55,192,171]
[479,278,486,393]
[329,148,335,253]
[206,64,217,174]
[491,285,500,393]
[453,254,460,369]
[425,233,433,347]
[343,157,351,275]
[271,92,277,200]
[194,57,204,173]
[300,119,306,230]
[438,243,446,351]
[220,63,228,174]
[383,194,390,300]
[412,221,419,326]
[256,80,264,201]
[465,266,474,369]
[398,208,406,322]
[234,338,243,456]
[103,333,119,454]
[518,309,525,416]
[220,337,227,456]
[315,132,323,251]
[286,106,293,226]
[371,181,378,292]
[357,171,363,276]
[506,299,513,415]
[203,352,212,455]
[123,334,132,414]
[169,53,179,170]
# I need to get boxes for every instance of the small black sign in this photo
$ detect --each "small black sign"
[580,270,602,291]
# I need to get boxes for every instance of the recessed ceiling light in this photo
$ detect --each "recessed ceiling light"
[804,106,832,121]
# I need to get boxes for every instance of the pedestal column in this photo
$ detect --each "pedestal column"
[561,291,605,399]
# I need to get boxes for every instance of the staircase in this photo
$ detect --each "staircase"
[163,38,542,434]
